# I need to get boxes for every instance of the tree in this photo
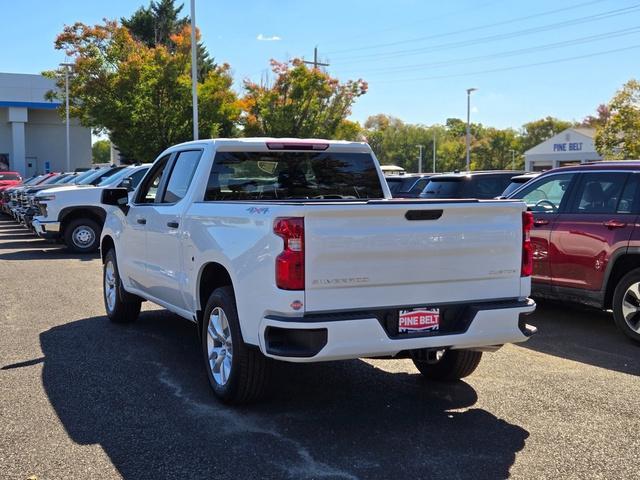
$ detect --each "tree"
[520,116,573,153]
[122,0,214,81]
[581,104,611,128]
[92,139,111,164]
[46,20,239,162]
[595,79,640,159]
[240,59,367,138]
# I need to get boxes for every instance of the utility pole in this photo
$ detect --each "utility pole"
[60,62,74,172]
[190,0,199,140]
[466,87,478,171]
[303,47,330,70]
[433,131,437,173]
[416,145,424,173]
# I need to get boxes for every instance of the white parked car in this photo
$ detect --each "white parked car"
[100,138,536,403]
[32,164,150,252]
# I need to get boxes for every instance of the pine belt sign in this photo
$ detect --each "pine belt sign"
[553,142,584,152]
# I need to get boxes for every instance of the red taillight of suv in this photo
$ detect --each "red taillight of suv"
[521,211,534,277]
[274,217,305,290]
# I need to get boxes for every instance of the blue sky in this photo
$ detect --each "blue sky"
[2,0,639,130]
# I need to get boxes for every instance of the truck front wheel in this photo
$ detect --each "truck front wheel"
[202,286,271,404]
[64,218,101,253]
[411,349,482,381]
[103,249,141,323]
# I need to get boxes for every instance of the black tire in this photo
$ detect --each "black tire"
[202,286,271,404]
[412,349,482,381]
[612,268,640,343]
[64,217,101,253]
[103,249,141,324]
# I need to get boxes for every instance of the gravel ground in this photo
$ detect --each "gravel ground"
[0,216,639,480]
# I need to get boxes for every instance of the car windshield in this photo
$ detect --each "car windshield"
[57,174,79,184]
[77,167,113,185]
[385,178,405,194]
[421,178,464,198]
[41,175,64,185]
[24,175,44,185]
[205,151,385,200]
[69,169,98,184]
[501,180,530,198]
[88,167,126,185]
[0,173,21,181]
[97,167,135,186]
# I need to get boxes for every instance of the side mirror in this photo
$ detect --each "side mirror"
[120,177,133,191]
[102,188,130,214]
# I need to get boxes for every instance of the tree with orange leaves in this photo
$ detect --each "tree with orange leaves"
[241,59,367,139]
[45,20,239,162]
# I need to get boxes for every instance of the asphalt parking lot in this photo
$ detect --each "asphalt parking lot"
[0,216,639,480]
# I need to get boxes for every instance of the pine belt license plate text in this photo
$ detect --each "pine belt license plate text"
[398,308,440,334]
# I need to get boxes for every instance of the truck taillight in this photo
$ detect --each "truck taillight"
[521,211,534,277]
[274,217,305,290]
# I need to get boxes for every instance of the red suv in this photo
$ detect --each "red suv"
[508,162,640,342]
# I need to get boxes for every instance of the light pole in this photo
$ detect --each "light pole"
[416,144,424,173]
[465,88,478,171]
[432,130,437,173]
[60,62,74,172]
[190,0,199,140]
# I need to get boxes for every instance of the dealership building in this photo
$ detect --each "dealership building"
[524,127,602,171]
[0,72,91,176]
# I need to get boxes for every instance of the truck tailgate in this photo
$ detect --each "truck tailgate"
[303,201,525,312]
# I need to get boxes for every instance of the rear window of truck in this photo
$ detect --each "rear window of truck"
[204,151,385,201]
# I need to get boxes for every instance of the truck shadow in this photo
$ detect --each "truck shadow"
[519,300,640,376]
[38,311,528,480]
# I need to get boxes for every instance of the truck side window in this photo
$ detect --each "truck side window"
[517,173,575,213]
[136,155,170,204]
[162,150,202,203]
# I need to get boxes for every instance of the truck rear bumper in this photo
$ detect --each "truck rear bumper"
[258,298,536,362]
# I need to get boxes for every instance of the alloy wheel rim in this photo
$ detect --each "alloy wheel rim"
[72,226,95,248]
[104,260,117,313]
[621,282,640,333]
[206,307,233,386]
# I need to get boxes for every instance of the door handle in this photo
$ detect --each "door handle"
[137,218,147,225]
[533,218,549,227]
[167,221,179,229]
[603,220,627,229]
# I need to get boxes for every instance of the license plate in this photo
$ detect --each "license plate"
[398,308,440,334]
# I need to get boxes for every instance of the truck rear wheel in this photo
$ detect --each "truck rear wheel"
[412,349,482,381]
[103,249,141,324]
[65,218,100,253]
[202,286,271,404]
[612,268,640,343]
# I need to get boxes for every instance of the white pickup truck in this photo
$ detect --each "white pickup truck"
[100,138,536,404]
[32,164,150,252]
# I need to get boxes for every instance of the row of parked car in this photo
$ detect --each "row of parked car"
[386,163,640,343]
[385,169,540,200]
[0,164,150,252]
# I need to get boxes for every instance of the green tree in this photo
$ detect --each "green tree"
[595,79,640,159]
[46,20,239,162]
[520,116,573,153]
[241,59,367,138]
[92,139,111,164]
[122,0,214,81]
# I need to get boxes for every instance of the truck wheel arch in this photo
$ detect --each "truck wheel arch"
[60,206,106,234]
[101,235,115,263]
[197,262,234,337]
